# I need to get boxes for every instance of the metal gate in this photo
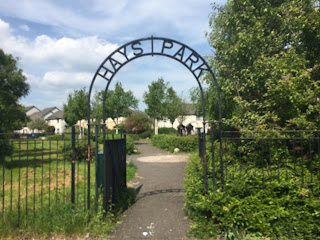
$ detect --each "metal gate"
[102,135,126,210]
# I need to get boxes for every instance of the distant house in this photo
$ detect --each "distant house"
[157,103,205,134]
[19,106,66,134]
[46,110,65,134]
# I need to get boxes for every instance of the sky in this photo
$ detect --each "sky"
[0,0,226,111]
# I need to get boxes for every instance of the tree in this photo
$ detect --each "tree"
[0,49,30,162]
[63,88,88,137]
[92,82,138,133]
[165,87,183,126]
[27,118,47,133]
[206,0,320,130]
[124,111,152,134]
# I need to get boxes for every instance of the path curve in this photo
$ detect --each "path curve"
[109,141,193,239]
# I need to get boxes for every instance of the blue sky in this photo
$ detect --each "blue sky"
[0,0,226,111]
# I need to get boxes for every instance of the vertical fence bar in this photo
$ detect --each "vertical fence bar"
[10,140,13,212]
[318,133,320,181]
[63,137,66,203]
[26,138,29,217]
[88,135,91,210]
[301,140,304,186]
[284,139,288,181]
[33,140,36,220]
[95,125,99,211]
[49,140,51,211]
[309,140,313,191]
[277,139,280,183]
[41,140,44,211]
[268,140,272,182]
[2,138,5,218]
[293,139,297,175]
[211,123,216,188]
[261,139,265,184]
[219,122,224,191]
[71,126,75,204]
[56,140,58,207]
[18,140,21,226]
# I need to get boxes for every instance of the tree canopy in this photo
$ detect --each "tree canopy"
[0,49,30,133]
[0,49,30,162]
[205,0,320,130]
[27,118,47,132]
[63,88,88,126]
[92,82,138,125]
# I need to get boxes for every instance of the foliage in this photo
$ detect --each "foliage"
[158,127,178,135]
[45,125,55,135]
[124,111,152,134]
[165,87,184,125]
[62,140,96,162]
[204,0,320,130]
[143,77,167,120]
[92,82,138,126]
[27,117,48,132]
[0,49,30,163]
[63,88,88,126]
[151,134,198,153]
[185,142,320,239]
[0,188,136,238]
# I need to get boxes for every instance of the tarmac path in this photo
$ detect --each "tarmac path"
[108,141,192,239]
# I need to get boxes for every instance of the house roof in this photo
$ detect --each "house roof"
[25,105,40,112]
[46,110,63,120]
[29,107,59,120]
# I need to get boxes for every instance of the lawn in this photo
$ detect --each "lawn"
[0,138,137,238]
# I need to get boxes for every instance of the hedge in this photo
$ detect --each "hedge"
[185,151,320,239]
[151,134,199,153]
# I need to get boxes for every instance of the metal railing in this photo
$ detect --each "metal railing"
[208,131,320,191]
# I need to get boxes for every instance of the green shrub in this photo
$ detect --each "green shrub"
[138,129,153,139]
[151,134,198,152]
[126,135,135,155]
[185,152,320,239]
[158,127,178,135]
[62,140,96,162]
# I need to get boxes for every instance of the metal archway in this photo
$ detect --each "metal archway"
[86,36,223,209]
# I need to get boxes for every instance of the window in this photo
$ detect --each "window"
[57,128,60,134]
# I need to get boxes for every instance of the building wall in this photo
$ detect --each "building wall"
[47,119,66,134]
[157,115,205,134]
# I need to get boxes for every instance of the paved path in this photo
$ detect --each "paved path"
[109,141,192,239]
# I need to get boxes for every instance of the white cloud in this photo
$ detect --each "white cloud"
[19,24,29,31]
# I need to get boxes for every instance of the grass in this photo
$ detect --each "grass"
[0,138,137,238]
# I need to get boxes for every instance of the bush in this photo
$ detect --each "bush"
[138,129,153,139]
[124,112,152,134]
[62,140,96,162]
[185,151,320,239]
[158,127,177,135]
[151,134,198,152]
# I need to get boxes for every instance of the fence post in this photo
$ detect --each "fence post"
[94,125,99,211]
[211,122,216,188]
[71,126,75,204]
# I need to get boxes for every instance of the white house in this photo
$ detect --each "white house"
[19,106,66,134]
[157,104,205,134]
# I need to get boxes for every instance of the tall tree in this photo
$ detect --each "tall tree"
[0,49,30,162]
[165,87,182,126]
[92,83,138,133]
[206,0,320,130]
[63,88,88,136]
[143,78,168,134]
